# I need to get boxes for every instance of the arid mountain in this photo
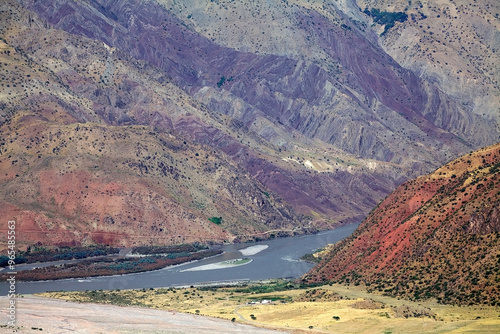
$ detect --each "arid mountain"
[305,143,500,305]
[0,0,498,249]
[161,0,499,143]
[0,1,305,247]
[358,0,500,123]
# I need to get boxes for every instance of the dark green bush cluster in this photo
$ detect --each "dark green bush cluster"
[364,8,408,34]
[0,255,27,267]
[166,252,191,259]
[18,246,119,263]
[209,217,223,225]
[107,257,157,271]
[53,249,106,260]
[132,243,206,255]
[217,76,233,88]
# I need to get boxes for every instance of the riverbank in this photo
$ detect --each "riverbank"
[0,224,360,295]
[38,281,500,333]
[0,249,222,282]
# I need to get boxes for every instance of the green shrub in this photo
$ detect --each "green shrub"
[209,217,223,225]
[217,77,226,88]
[364,8,408,34]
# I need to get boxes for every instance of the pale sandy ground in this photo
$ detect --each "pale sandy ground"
[238,245,269,256]
[180,259,253,272]
[0,296,289,333]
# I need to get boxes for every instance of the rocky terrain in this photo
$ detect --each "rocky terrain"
[305,143,500,305]
[0,1,304,247]
[359,0,500,123]
[0,0,498,249]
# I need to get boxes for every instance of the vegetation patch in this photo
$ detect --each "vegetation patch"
[296,288,343,302]
[0,245,119,265]
[216,76,233,88]
[300,244,334,263]
[363,8,408,35]
[391,305,436,319]
[0,248,222,281]
[131,243,208,256]
[349,299,385,309]
[209,216,223,225]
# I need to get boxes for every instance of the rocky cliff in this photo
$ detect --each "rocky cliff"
[305,143,500,305]
[357,0,499,123]
[0,0,498,249]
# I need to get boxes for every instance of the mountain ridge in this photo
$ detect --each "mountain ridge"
[1,0,498,249]
[304,142,500,305]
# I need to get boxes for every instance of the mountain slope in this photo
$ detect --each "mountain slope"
[0,2,303,247]
[0,0,498,249]
[305,143,500,305]
[160,0,499,147]
[357,0,500,123]
[26,0,498,158]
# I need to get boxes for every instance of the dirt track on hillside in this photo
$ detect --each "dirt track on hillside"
[0,296,289,333]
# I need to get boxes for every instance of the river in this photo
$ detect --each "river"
[0,224,358,294]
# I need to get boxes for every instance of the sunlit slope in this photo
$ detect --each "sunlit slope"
[306,143,500,305]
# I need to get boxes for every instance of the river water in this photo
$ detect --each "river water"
[1,224,358,294]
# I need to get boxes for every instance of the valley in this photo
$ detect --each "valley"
[0,0,499,332]
[0,225,357,294]
[2,0,498,250]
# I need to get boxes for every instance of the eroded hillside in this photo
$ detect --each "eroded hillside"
[305,143,500,305]
[0,2,303,247]
[358,0,500,123]
[0,0,498,249]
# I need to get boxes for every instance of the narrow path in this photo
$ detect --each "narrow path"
[234,304,248,322]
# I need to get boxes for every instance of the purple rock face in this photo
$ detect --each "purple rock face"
[23,0,496,156]
[12,0,499,229]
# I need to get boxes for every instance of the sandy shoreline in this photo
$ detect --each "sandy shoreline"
[0,295,289,333]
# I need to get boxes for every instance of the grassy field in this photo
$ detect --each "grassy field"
[39,281,500,333]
